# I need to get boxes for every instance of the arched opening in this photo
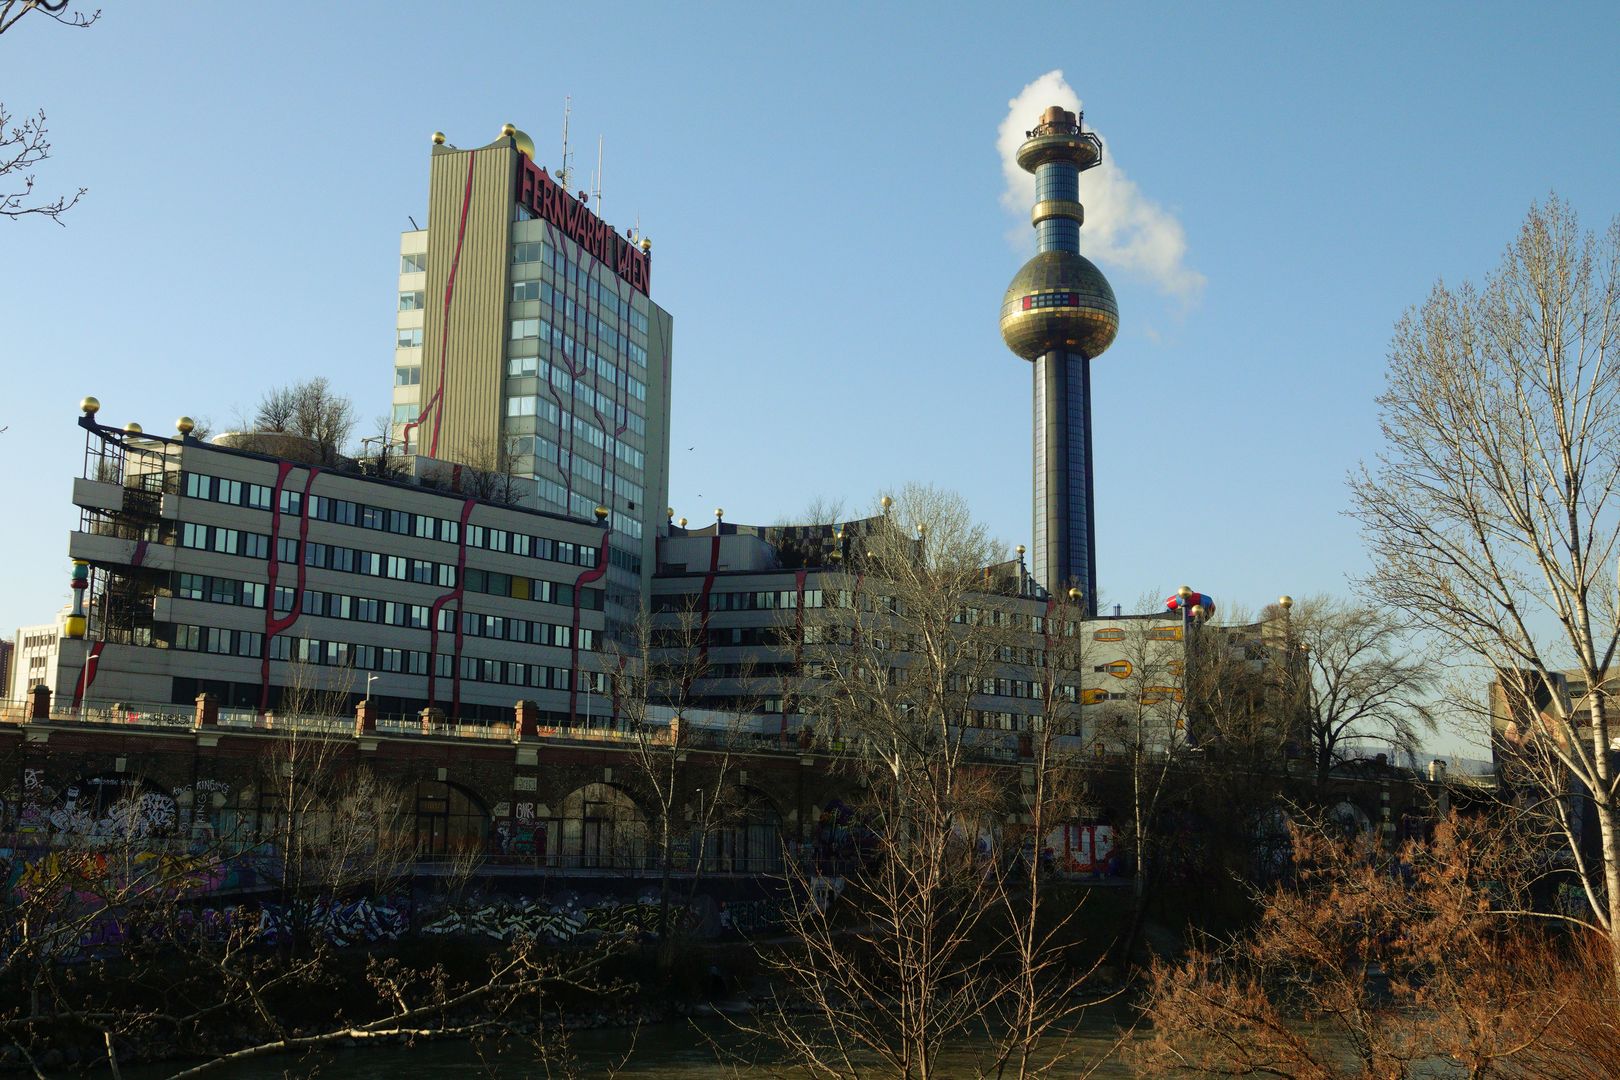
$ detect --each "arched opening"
[703,786,784,873]
[557,783,649,870]
[413,780,490,857]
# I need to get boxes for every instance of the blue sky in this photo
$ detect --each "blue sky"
[4,2,1617,742]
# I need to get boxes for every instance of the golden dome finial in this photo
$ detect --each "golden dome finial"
[667,507,674,520]
[124,421,143,434]
[1278,595,1294,611]
[500,123,516,139]
[715,507,725,521]
[1015,544,1025,557]
[1190,604,1207,620]
[1177,585,1193,601]
[176,416,195,435]
[593,505,609,522]
[80,396,100,415]
[678,517,688,528]
[639,236,652,254]
[432,131,446,145]
[880,495,893,512]
[1068,587,1083,603]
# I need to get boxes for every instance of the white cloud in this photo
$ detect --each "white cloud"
[999,70,1205,302]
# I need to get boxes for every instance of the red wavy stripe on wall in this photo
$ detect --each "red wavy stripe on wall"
[426,498,477,713]
[260,465,322,712]
[567,528,611,722]
[71,641,105,709]
[425,152,478,459]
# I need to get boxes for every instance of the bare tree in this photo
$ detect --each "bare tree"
[457,435,523,505]
[747,485,1115,1078]
[251,386,297,434]
[1282,596,1438,785]
[1347,196,1620,984]
[606,608,755,973]
[250,378,357,464]
[352,414,410,480]
[1098,601,1194,969]
[1137,811,1572,1080]
[0,2,98,225]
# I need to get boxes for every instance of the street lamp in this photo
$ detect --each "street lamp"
[366,673,379,704]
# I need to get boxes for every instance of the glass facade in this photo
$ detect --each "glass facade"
[502,220,665,641]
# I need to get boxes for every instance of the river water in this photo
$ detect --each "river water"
[144,1019,1146,1078]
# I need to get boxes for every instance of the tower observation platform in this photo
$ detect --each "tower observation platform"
[999,105,1118,614]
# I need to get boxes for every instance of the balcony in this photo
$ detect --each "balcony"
[69,531,176,572]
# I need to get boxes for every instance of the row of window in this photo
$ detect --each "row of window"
[174,621,589,690]
[1019,291,1094,311]
[177,573,266,608]
[511,242,651,335]
[282,584,596,649]
[503,397,647,472]
[509,317,648,401]
[505,357,646,437]
[183,471,600,566]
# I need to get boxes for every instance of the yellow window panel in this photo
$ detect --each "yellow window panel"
[1093,627,1125,641]
[1102,659,1132,679]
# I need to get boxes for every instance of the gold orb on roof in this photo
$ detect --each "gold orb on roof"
[1068,587,1083,602]
[1177,585,1193,600]
[639,237,652,254]
[593,505,609,522]
[511,128,536,159]
[679,517,688,528]
[432,131,446,145]
[124,422,143,434]
[1190,604,1206,620]
[1016,544,1026,556]
[176,416,195,435]
[500,123,516,138]
[880,495,893,511]
[1278,595,1294,611]
[80,396,100,415]
[667,507,674,519]
[715,507,725,520]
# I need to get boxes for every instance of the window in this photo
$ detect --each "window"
[511,317,540,339]
[246,484,272,510]
[398,327,424,348]
[178,574,204,600]
[399,290,425,311]
[512,241,542,264]
[184,473,211,499]
[217,479,242,505]
[506,396,536,417]
[395,365,421,386]
[401,252,426,273]
[507,354,537,377]
[512,279,541,302]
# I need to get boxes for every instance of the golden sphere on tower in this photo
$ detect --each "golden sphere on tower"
[511,128,536,159]
[667,507,675,519]
[80,395,100,415]
[1278,595,1294,611]
[1177,585,1193,600]
[1016,544,1026,556]
[431,131,446,145]
[880,495,893,511]
[124,422,143,434]
[1068,587,1083,602]
[639,237,652,254]
[175,416,195,435]
[1190,604,1206,620]
[500,123,516,138]
[593,505,609,522]
[715,508,725,520]
[678,517,688,528]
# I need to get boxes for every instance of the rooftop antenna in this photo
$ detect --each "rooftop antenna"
[557,95,574,190]
[593,134,604,218]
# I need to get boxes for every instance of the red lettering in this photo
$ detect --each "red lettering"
[512,153,649,295]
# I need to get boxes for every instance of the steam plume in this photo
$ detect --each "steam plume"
[999,70,1204,302]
